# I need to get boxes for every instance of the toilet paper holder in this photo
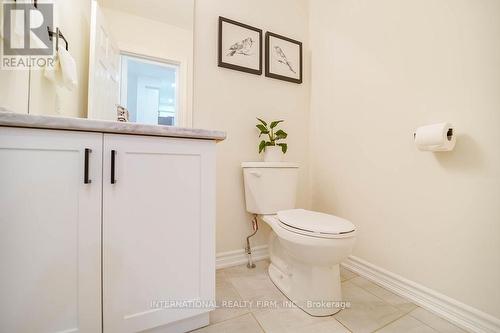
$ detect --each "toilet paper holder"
[413,123,456,152]
[413,128,453,140]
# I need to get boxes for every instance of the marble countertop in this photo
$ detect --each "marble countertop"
[0,110,226,141]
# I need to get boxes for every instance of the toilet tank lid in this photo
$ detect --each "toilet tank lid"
[241,162,299,168]
[277,209,356,235]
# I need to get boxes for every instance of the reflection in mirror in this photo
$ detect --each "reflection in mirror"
[0,0,194,128]
[0,0,91,117]
[89,0,194,127]
[120,54,179,126]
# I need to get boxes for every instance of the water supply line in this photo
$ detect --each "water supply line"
[245,214,259,269]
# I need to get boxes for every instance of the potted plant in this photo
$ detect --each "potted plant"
[256,118,288,162]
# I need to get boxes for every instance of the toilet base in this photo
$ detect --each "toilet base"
[267,232,344,316]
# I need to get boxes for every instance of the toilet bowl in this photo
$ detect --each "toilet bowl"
[262,210,355,316]
[241,162,357,316]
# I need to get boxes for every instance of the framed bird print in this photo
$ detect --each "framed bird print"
[265,31,303,84]
[218,16,262,75]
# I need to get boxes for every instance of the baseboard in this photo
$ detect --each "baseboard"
[216,245,269,269]
[343,256,500,333]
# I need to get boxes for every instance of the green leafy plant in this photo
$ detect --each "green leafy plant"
[256,118,288,154]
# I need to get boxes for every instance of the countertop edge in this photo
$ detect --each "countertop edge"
[0,111,227,141]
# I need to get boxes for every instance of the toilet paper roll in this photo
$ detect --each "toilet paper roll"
[414,122,456,151]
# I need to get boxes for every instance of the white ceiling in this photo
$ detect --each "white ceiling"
[100,0,194,30]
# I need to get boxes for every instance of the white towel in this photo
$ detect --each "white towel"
[44,56,64,87]
[58,47,78,91]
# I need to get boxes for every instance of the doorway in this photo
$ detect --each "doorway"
[120,54,180,126]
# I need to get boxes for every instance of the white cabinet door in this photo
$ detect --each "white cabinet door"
[102,134,216,333]
[0,127,102,333]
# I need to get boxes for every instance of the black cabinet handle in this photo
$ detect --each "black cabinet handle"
[84,148,92,184]
[111,150,116,184]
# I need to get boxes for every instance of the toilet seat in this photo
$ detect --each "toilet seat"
[277,209,356,239]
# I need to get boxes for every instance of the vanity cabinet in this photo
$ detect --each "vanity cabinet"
[0,127,102,333]
[0,126,217,333]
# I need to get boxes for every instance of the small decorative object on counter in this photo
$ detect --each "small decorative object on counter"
[256,117,288,162]
[117,105,129,122]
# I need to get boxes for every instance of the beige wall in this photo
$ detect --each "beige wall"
[102,7,194,126]
[309,0,500,318]
[193,0,311,253]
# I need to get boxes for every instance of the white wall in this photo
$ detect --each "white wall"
[193,0,311,253]
[102,8,193,127]
[309,0,500,319]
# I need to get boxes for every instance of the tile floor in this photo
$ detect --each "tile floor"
[193,260,467,333]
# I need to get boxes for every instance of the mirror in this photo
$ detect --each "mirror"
[88,0,194,126]
[0,0,194,127]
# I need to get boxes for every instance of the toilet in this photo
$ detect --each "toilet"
[242,162,356,316]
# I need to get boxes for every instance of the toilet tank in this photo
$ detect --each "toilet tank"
[241,162,299,215]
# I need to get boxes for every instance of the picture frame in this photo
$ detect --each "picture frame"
[265,31,303,84]
[218,16,262,75]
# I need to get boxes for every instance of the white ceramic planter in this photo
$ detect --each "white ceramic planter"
[263,146,283,162]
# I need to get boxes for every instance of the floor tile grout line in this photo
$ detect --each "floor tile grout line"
[218,267,249,302]
[408,311,458,333]
[226,277,247,303]
[211,276,253,326]
[368,310,412,333]
[209,307,251,327]
[333,316,355,333]
[346,272,416,306]
[341,276,356,282]
[340,268,360,282]
[216,269,255,314]
[250,311,267,333]
[340,274,414,333]
[205,312,252,329]
[346,276,417,313]
[216,266,269,323]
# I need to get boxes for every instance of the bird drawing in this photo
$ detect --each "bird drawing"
[226,37,254,56]
[273,46,296,74]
